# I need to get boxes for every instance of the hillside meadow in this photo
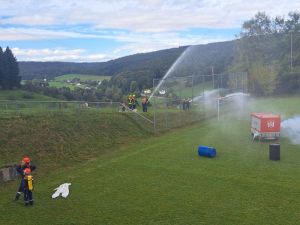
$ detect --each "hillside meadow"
[0,90,57,101]
[48,74,111,90]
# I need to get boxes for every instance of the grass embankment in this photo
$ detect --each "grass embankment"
[0,110,149,169]
[0,91,59,118]
[0,96,299,225]
[0,90,57,101]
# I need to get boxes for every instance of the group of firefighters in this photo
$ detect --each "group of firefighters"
[127,94,149,112]
[125,94,193,112]
[15,156,36,206]
[127,94,138,110]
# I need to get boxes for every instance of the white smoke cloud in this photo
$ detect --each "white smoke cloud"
[281,116,300,145]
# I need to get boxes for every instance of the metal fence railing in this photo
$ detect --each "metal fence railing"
[0,100,121,118]
[0,72,249,134]
[118,104,154,133]
[151,72,248,132]
[0,100,156,134]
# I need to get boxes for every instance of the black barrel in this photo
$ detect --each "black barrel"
[269,143,280,161]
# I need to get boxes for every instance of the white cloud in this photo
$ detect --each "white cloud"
[12,47,112,62]
[109,31,230,56]
[1,0,299,30]
[0,27,101,41]
[9,30,230,62]
[3,0,300,62]
[1,15,56,26]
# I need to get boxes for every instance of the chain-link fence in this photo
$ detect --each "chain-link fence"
[151,72,248,132]
[0,100,156,134]
[118,104,154,134]
[0,100,121,118]
[0,70,248,134]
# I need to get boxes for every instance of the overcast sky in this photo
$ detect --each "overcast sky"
[1,0,299,62]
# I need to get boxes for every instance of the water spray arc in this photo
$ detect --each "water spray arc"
[149,47,190,101]
[146,43,249,132]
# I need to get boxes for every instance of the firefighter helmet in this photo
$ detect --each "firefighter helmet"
[24,168,31,175]
[22,157,30,164]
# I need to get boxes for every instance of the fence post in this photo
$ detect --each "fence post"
[153,96,156,134]
[16,101,19,115]
[164,97,168,130]
[192,75,194,102]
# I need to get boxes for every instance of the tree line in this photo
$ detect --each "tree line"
[233,11,300,95]
[0,47,21,89]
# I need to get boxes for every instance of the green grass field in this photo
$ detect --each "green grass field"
[48,74,111,90]
[0,90,65,118]
[0,96,299,225]
[54,74,111,82]
[48,81,75,89]
[0,90,57,101]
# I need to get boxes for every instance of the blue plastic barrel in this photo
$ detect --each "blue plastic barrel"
[198,146,216,158]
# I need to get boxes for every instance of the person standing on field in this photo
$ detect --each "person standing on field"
[23,168,34,206]
[142,96,149,112]
[15,156,36,201]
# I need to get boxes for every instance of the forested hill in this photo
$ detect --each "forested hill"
[19,40,235,80]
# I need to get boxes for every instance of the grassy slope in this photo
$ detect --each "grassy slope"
[0,90,57,101]
[0,110,149,168]
[0,90,61,118]
[54,74,110,82]
[0,96,300,225]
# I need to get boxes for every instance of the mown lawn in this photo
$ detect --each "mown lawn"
[0,96,299,225]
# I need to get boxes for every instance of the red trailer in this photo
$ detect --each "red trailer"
[251,113,281,140]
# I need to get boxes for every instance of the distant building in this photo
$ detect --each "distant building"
[159,90,166,95]
[143,89,151,94]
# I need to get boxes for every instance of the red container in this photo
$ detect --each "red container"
[251,113,281,140]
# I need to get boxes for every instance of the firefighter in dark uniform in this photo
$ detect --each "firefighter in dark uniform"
[23,168,34,206]
[15,156,36,201]
[128,95,133,110]
[142,96,149,112]
[132,94,137,110]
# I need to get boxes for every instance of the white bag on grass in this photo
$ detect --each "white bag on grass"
[52,183,72,199]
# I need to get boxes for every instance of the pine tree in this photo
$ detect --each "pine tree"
[0,47,4,89]
[3,47,21,89]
